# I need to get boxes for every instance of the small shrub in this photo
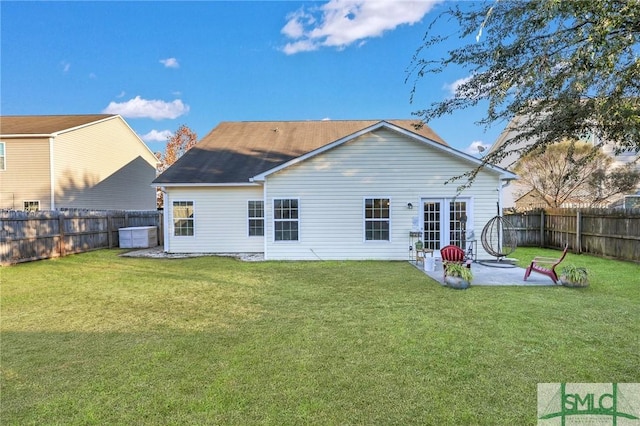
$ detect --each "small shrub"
[560,264,589,287]
[444,262,473,282]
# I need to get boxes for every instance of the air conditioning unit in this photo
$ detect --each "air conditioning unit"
[119,226,158,248]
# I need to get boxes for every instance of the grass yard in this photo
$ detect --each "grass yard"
[1,248,639,425]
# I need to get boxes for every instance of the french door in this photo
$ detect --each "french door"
[421,198,471,253]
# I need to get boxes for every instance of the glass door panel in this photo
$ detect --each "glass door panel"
[421,198,470,253]
[422,201,441,250]
[449,201,468,248]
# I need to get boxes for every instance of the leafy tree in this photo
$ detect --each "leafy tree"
[513,140,640,208]
[408,0,640,186]
[156,124,198,174]
[156,124,198,207]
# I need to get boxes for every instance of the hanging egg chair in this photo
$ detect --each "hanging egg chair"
[481,215,518,260]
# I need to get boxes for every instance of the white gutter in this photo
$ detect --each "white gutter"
[49,136,56,209]
[151,182,260,188]
[263,180,268,260]
[160,187,170,252]
[0,133,53,138]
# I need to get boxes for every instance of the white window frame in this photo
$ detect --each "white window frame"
[273,198,299,242]
[23,200,40,212]
[172,200,195,237]
[420,197,473,252]
[0,142,5,171]
[363,197,391,242]
[248,200,264,237]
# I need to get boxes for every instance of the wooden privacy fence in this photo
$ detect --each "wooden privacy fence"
[506,208,640,262]
[0,210,162,265]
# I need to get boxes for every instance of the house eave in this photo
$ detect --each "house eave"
[52,114,118,136]
[0,133,54,138]
[251,120,518,181]
[151,182,261,188]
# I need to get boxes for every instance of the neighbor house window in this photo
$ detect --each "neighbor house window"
[274,199,298,241]
[23,201,40,212]
[173,201,194,236]
[365,198,390,241]
[0,143,5,171]
[248,200,264,236]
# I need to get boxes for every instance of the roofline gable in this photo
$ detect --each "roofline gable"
[1,114,159,164]
[0,114,117,137]
[251,121,516,182]
[52,114,118,136]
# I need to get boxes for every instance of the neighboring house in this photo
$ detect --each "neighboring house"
[153,120,516,261]
[0,114,159,211]
[488,115,640,210]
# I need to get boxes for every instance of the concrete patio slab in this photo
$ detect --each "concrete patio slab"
[413,259,557,286]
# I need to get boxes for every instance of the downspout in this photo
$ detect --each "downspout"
[160,186,170,252]
[250,176,268,260]
[262,179,268,260]
[49,136,56,209]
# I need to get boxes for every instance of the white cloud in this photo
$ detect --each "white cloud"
[281,0,441,55]
[102,96,190,120]
[141,129,173,142]
[443,76,473,97]
[444,73,499,100]
[464,140,491,156]
[61,61,71,73]
[160,57,180,68]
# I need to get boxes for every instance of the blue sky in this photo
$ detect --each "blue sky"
[1,1,500,155]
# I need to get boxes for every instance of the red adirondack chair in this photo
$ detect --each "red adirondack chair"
[523,244,569,284]
[440,245,472,280]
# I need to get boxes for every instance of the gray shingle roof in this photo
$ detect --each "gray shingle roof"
[0,114,116,135]
[153,120,447,185]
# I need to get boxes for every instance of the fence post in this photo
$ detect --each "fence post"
[58,213,66,257]
[576,210,582,253]
[107,214,114,248]
[540,210,545,247]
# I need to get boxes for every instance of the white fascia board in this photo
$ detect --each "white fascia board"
[49,136,56,209]
[0,133,53,138]
[52,114,118,136]
[251,120,517,182]
[150,182,261,188]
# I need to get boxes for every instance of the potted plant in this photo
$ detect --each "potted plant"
[443,262,473,289]
[559,265,589,288]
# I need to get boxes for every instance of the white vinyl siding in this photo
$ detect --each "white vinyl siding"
[264,128,502,260]
[164,186,264,253]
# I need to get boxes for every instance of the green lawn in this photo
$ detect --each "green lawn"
[1,248,638,425]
